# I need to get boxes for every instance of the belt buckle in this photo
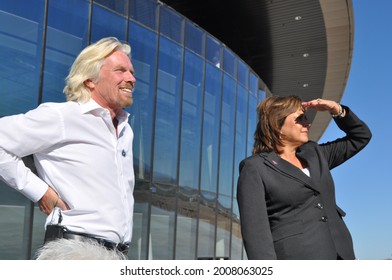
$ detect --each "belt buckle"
[117,242,129,254]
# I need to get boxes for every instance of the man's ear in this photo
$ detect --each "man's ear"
[84,79,95,90]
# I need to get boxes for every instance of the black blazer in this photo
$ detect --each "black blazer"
[237,106,372,260]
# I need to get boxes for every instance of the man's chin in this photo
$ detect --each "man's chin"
[122,98,133,108]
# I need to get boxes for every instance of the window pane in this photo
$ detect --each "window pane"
[234,85,248,185]
[200,64,222,194]
[206,35,221,68]
[247,93,258,156]
[197,198,217,259]
[94,0,128,16]
[42,0,90,103]
[130,0,156,30]
[150,183,176,259]
[0,183,33,259]
[0,0,46,114]
[259,88,266,103]
[128,180,151,260]
[197,63,222,259]
[179,51,203,189]
[153,37,182,184]
[247,72,259,156]
[249,71,258,95]
[159,5,183,44]
[185,21,204,56]
[175,189,198,259]
[231,210,243,260]
[218,75,236,203]
[91,3,127,42]
[31,208,48,259]
[223,48,235,77]
[237,59,248,88]
[216,74,236,259]
[216,214,230,259]
[128,22,157,181]
[231,85,248,260]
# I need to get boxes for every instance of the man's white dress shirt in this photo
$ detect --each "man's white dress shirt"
[0,100,135,243]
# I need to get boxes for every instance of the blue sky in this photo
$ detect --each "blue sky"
[319,1,392,260]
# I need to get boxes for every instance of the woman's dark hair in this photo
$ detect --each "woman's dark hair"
[253,95,305,154]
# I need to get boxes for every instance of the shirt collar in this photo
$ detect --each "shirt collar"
[79,99,104,114]
[79,99,130,123]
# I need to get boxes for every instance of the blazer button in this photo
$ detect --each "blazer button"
[321,216,328,222]
[316,203,323,209]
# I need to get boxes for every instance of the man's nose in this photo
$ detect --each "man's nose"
[125,71,136,84]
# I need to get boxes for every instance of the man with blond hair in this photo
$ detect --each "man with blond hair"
[0,37,136,257]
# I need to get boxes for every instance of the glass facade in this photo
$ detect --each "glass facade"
[0,0,267,260]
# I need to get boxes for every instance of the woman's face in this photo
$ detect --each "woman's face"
[279,108,311,148]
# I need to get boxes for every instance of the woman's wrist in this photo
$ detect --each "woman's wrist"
[331,104,344,118]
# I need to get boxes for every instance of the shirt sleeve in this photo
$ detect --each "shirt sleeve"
[0,149,48,202]
[0,104,64,201]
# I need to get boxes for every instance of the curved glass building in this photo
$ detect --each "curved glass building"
[0,0,354,260]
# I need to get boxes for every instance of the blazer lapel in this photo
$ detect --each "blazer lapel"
[260,152,320,193]
[296,146,320,176]
[296,146,323,191]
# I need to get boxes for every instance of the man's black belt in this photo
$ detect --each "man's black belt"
[62,232,129,255]
[44,225,129,255]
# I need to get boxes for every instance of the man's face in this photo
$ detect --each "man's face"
[91,51,136,112]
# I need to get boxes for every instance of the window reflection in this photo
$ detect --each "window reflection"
[231,85,248,260]
[150,183,176,259]
[42,0,89,103]
[185,21,204,56]
[200,64,222,194]
[128,22,157,181]
[216,74,236,259]
[159,5,183,44]
[234,85,248,186]
[175,187,198,259]
[0,0,45,114]
[0,0,265,260]
[247,72,259,156]
[130,0,157,30]
[237,60,248,88]
[206,35,222,68]
[91,3,127,42]
[153,37,182,184]
[197,201,217,258]
[223,48,236,77]
[247,93,258,156]
[179,51,203,190]
[218,75,236,204]
[94,0,128,15]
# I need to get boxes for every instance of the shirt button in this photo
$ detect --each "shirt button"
[321,216,328,222]
[122,150,126,157]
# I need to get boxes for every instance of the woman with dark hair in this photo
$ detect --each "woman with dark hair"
[237,95,371,259]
